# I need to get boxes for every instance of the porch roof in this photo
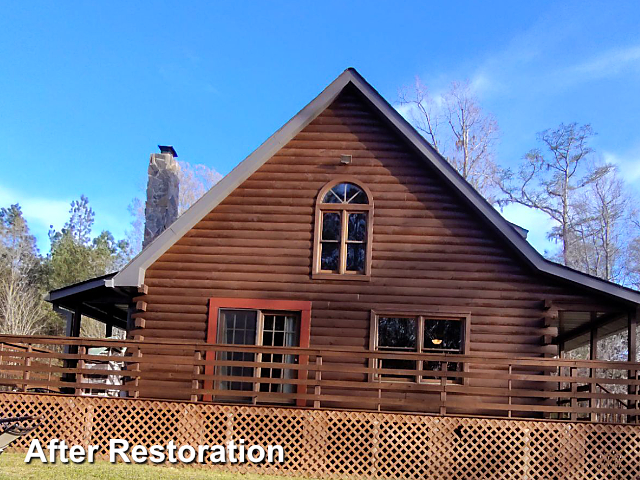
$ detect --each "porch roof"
[45,273,132,331]
[559,310,634,352]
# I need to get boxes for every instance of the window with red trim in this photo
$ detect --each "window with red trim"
[205,298,311,406]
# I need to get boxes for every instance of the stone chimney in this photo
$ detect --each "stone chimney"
[143,146,180,248]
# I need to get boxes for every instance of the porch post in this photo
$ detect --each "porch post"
[62,305,82,393]
[64,305,82,338]
[590,313,599,361]
[589,321,598,422]
[628,308,637,363]
[71,305,82,337]
[628,308,638,423]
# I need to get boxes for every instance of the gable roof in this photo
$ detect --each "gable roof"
[110,68,640,306]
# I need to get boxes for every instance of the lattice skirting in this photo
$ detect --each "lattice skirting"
[1,393,639,479]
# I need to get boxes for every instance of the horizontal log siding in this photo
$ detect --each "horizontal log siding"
[137,86,623,400]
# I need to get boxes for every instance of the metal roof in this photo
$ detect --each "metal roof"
[46,272,117,302]
[110,68,640,306]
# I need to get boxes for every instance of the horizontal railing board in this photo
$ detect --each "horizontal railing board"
[1,334,638,424]
[1,334,639,369]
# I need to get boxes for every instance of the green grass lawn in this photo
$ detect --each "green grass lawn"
[0,452,301,480]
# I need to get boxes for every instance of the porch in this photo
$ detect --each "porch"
[1,334,639,424]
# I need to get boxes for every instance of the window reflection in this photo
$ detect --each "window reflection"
[374,315,465,382]
[346,244,365,271]
[348,213,366,241]
[377,317,417,379]
[322,183,368,204]
[322,212,341,241]
[321,243,340,271]
[378,317,417,348]
[423,319,462,352]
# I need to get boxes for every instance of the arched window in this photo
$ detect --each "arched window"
[313,179,373,279]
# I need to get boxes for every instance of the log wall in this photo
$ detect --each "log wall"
[133,85,627,400]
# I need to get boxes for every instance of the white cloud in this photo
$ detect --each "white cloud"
[603,148,640,184]
[395,102,414,121]
[0,185,70,253]
[449,14,640,101]
[567,44,640,80]
[460,10,580,100]
[469,72,494,97]
[500,203,558,256]
[0,185,132,255]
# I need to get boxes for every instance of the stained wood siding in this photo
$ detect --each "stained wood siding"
[134,86,625,400]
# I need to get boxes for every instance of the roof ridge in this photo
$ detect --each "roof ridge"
[110,68,640,306]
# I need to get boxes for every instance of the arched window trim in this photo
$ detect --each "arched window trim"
[312,177,374,281]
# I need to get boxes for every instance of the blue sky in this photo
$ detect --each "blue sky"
[1,1,639,255]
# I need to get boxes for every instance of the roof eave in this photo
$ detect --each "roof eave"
[47,274,116,303]
[113,69,357,288]
[344,69,640,306]
[111,68,640,307]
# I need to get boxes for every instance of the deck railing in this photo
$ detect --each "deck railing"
[0,334,638,424]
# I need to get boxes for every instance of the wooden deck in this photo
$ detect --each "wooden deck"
[0,334,638,424]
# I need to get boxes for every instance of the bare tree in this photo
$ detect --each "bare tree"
[499,123,596,266]
[126,161,222,256]
[0,281,45,335]
[177,161,223,215]
[399,77,442,151]
[620,196,640,289]
[125,197,144,259]
[569,162,637,283]
[629,237,640,290]
[400,79,500,203]
[0,205,45,335]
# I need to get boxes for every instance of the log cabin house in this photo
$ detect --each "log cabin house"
[32,67,640,422]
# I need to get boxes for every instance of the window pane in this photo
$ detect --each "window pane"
[218,309,258,391]
[346,243,365,272]
[331,183,347,202]
[346,183,368,204]
[219,350,256,391]
[321,242,340,271]
[378,317,417,349]
[322,212,341,241]
[260,314,299,394]
[220,310,257,345]
[321,183,368,204]
[347,213,367,241]
[380,358,416,379]
[423,319,462,352]
[235,313,247,330]
[420,360,462,382]
[378,317,416,380]
[322,189,342,203]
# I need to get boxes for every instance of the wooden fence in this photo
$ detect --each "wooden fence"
[0,334,639,423]
[2,392,640,479]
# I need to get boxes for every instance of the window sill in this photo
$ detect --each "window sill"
[312,272,371,282]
